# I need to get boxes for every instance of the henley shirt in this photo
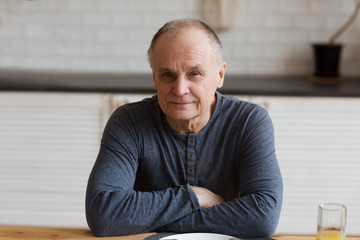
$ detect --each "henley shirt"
[86,91,283,237]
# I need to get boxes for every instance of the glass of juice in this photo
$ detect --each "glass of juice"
[317,203,347,240]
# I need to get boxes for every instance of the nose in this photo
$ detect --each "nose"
[172,76,189,96]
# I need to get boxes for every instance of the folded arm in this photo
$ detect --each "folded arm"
[86,103,283,238]
[86,109,200,237]
[86,180,199,236]
[158,180,282,238]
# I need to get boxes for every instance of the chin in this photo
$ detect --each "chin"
[168,112,197,121]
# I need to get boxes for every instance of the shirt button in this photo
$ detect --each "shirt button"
[188,139,194,145]
[187,168,194,174]
[188,153,194,159]
[259,201,265,208]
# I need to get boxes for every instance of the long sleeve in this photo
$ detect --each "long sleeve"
[85,94,283,237]
[85,103,200,237]
[157,104,283,238]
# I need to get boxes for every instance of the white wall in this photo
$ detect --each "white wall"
[0,0,359,76]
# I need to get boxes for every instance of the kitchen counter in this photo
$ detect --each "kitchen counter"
[1,70,360,97]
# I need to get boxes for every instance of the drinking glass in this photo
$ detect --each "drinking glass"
[317,203,347,240]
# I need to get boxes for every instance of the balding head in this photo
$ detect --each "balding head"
[147,19,223,68]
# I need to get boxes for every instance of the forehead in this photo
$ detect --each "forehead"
[152,28,214,69]
[158,27,211,45]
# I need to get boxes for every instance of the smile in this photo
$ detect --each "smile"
[170,102,193,106]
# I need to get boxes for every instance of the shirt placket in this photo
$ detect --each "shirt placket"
[186,135,196,185]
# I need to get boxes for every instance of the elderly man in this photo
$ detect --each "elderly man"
[86,19,283,238]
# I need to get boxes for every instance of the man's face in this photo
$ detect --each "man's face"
[151,28,225,127]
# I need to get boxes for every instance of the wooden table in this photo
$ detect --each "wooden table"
[1,226,359,240]
[0,226,152,240]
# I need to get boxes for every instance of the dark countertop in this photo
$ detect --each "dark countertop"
[1,70,360,97]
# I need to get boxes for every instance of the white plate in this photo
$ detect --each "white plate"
[160,232,238,240]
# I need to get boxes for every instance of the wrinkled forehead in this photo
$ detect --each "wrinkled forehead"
[152,28,213,62]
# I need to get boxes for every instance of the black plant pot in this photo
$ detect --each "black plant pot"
[312,44,343,77]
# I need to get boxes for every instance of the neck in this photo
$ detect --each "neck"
[167,116,209,134]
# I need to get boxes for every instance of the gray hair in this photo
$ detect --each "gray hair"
[147,18,223,67]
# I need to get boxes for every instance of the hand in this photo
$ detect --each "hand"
[190,186,225,208]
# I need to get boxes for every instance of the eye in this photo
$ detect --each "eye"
[160,72,176,82]
[163,72,172,77]
[188,71,203,80]
[190,71,200,76]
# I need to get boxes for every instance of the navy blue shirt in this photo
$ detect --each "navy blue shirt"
[86,92,283,237]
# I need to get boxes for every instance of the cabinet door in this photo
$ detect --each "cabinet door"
[236,96,360,235]
[109,93,153,110]
[0,92,109,227]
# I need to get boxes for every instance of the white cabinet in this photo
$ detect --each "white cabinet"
[1,92,359,235]
[110,93,152,110]
[0,92,110,227]
[237,96,360,235]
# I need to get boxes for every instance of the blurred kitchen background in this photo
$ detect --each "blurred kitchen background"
[0,0,359,75]
[0,0,360,236]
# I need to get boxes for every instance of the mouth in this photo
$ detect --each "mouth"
[170,100,193,104]
[168,101,194,107]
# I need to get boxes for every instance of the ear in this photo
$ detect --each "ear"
[152,72,158,90]
[217,62,226,88]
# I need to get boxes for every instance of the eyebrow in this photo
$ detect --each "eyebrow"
[158,64,205,73]
[158,67,173,73]
[188,65,205,72]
